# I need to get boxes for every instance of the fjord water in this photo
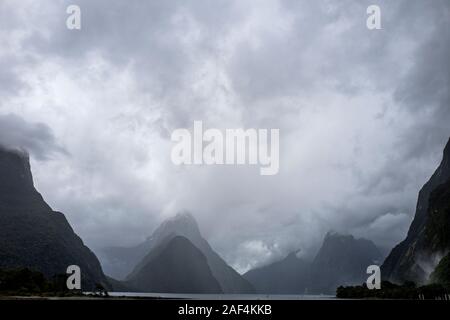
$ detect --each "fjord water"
[108,292,336,300]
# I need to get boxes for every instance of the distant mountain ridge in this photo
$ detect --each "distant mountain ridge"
[382,138,450,284]
[103,213,254,294]
[0,145,109,290]
[244,232,382,294]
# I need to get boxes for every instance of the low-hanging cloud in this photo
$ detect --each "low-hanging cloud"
[0,113,66,160]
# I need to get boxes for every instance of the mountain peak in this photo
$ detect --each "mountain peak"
[153,211,201,241]
[0,144,37,203]
[124,212,255,293]
[125,235,223,294]
[169,211,198,225]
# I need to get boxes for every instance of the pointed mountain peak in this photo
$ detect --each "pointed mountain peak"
[161,211,199,229]
[151,211,202,245]
[168,211,198,225]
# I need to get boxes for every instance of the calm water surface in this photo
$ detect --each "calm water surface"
[108,292,336,300]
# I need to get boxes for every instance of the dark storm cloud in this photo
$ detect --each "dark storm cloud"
[393,7,450,157]
[0,114,65,160]
[0,0,449,272]
[22,0,239,127]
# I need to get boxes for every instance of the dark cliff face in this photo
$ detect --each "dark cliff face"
[424,179,450,253]
[0,146,108,290]
[430,253,450,286]
[126,235,223,294]
[382,138,450,284]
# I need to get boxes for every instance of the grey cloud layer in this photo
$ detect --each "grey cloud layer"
[0,0,449,272]
[0,114,65,160]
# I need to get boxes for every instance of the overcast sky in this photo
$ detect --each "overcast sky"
[0,0,449,273]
